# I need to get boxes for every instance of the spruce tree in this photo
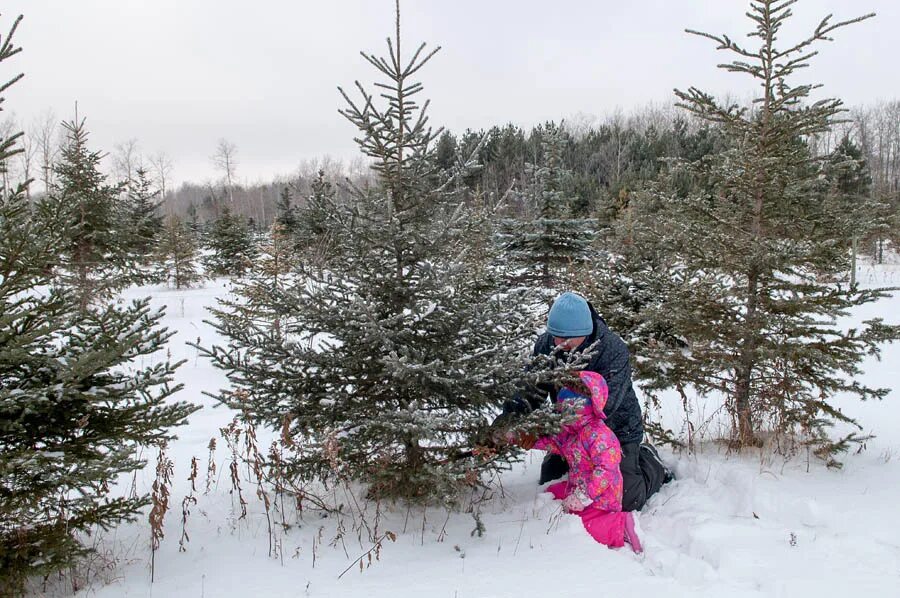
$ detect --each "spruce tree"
[0,18,198,591]
[155,214,204,289]
[434,130,458,173]
[37,117,125,310]
[186,202,202,236]
[635,1,899,455]
[206,222,296,356]
[202,205,256,277]
[122,166,164,265]
[274,185,298,236]
[294,170,338,264]
[824,135,891,280]
[501,122,595,290]
[202,2,537,501]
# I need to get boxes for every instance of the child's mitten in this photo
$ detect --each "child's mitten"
[562,488,590,512]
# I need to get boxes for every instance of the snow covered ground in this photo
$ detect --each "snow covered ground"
[55,268,900,598]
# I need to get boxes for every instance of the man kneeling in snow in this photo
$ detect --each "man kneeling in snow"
[500,291,672,512]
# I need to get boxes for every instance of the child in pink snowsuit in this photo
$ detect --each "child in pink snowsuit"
[534,370,642,552]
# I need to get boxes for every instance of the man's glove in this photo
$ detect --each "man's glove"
[539,453,569,485]
[501,396,532,416]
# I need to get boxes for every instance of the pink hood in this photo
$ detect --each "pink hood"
[558,370,609,433]
[578,370,609,419]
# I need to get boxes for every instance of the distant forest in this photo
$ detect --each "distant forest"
[5,100,899,256]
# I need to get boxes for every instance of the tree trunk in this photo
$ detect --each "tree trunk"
[734,266,759,447]
[174,252,181,289]
[733,4,774,448]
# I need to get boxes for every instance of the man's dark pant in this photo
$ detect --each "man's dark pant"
[539,442,667,512]
[620,442,667,512]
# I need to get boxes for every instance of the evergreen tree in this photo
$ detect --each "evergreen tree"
[37,117,125,310]
[582,195,688,448]
[155,215,204,289]
[481,124,528,208]
[434,130,457,173]
[122,166,163,264]
[202,205,256,277]
[824,135,892,278]
[0,19,197,591]
[634,1,898,455]
[201,3,537,502]
[502,122,595,290]
[208,221,297,345]
[294,170,338,264]
[274,185,298,235]
[186,202,202,236]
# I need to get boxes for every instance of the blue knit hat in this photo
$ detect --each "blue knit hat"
[547,292,593,338]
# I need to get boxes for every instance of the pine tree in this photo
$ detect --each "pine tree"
[294,170,338,263]
[201,2,537,502]
[122,166,164,265]
[202,205,256,277]
[501,122,595,290]
[434,130,458,173]
[824,135,892,281]
[208,222,296,349]
[37,117,125,310]
[0,19,198,591]
[274,185,298,235]
[186,202,202,236]
[634,1,899,455]
[155,215,204,289]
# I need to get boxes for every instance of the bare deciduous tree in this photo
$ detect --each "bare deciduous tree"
[851,101,900,261]
[113,137,141,184]
[211,138,238,203]
[0,116,18,196]
[18,118,37,199]
[32,109,59,194]
[149,150,174,211]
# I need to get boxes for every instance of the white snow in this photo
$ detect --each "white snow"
[47,269,900,598]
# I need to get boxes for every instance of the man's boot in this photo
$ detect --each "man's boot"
[640,442,675,485]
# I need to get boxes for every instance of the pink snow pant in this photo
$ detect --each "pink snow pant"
[546,482,643,553]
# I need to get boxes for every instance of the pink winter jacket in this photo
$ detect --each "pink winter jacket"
[533,370,623,512]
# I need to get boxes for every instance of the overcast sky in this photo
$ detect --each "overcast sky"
[5,0,899,187]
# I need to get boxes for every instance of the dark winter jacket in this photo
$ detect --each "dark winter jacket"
[504,302,645,445]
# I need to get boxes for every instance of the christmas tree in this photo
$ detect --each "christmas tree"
[634,0,899,455]
[501,122,595,290]
[274,185,298,236]
[294,170,339,265]
[823,135,890,284]
[209,221,297,339]
[0,16,198,591]
[202,205,257,277]
[37,117,126,310]
[202,1,537,501]
[122,166,164,267]
[155,214,204,289]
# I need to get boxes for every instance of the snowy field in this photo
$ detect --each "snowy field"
[57,267,900,598]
